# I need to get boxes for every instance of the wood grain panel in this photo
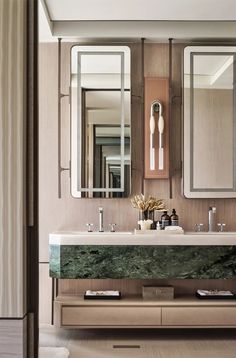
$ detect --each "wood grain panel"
[39,264,52,325]
[59,278,236,297]
[38,42,142,264]
[62,306,161,327]
[185,88,233,191]
[162,307,236,326]
[144,77,169,178]
[0,0,27,317]
[0,318,27,357]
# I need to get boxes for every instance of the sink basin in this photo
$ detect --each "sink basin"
[51,231,133,235]
[49,230,236,246]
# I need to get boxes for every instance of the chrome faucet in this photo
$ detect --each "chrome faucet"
[208,206,216,232]
[99,207,104,232]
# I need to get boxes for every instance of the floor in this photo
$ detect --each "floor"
[40,324,236,358]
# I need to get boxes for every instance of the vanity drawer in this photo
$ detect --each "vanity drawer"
[162,307,236,326]
[61,306,161,326]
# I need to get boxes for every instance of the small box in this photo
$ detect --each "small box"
[142,286,174,300]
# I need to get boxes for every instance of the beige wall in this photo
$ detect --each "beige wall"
[39,42,236,324]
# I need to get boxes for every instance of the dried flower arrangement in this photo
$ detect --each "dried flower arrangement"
[131,194,166,213]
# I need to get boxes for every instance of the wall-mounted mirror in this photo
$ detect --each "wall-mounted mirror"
[183,46,236,198]
[70,46,131,198]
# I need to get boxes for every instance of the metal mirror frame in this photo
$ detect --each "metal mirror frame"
[183,45,236,198]
[70,47,130,197]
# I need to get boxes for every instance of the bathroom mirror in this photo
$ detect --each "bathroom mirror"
[183,46,236,198]
[70,46,131,198]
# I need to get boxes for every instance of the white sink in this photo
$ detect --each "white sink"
[51,231,133,235]
[49,230,236,246]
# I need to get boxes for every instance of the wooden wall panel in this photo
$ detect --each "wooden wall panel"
[39,42,236,324]
[38,42,142,264]
[144,77,169,178]
[39,264,52,324]
[59,279,236,297]
[0,0,27,318]
[0,319,27,357]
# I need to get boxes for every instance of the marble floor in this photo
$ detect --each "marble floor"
[40,324,236,358]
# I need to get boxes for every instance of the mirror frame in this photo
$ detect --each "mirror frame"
[183,45,236,198]
[70,46,131,198]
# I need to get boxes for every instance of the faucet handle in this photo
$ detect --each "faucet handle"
[217,223,226,232]
[195,223,204,232]
[86,223,94,232]
[109,223,116,232]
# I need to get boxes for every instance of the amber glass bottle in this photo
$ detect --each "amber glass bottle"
[170,209,179,226]
[161,211,170,229]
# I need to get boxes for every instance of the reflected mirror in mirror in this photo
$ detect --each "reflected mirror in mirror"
[70,46,131,198]
[183,46,236,198]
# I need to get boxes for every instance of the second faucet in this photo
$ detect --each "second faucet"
[99,207,104,232]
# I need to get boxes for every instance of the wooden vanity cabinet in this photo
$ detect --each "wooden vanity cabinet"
[54,296,236,328]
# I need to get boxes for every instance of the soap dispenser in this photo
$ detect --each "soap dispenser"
[161,211,170,229]
[170,209,179,226]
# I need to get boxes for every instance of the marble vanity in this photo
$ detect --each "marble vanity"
[50,231,236,329]
[49,231,236,279]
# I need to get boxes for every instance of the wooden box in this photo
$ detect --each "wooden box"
[142,286,174,300]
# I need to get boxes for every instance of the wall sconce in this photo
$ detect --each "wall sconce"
[150,100,164,170]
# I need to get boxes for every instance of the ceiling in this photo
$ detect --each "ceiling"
[43,0,236,21]
[39,0,236,41]
[184,46,235,89]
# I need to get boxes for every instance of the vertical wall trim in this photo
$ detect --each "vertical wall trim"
[58,38,62,198]
[168,38,173,199]
[27,0,39,356]
[141,38,145,193]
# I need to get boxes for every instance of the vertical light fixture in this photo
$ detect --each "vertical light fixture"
[150,100,164,170]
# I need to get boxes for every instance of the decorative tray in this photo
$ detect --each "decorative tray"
[196,289,236,299]
[84,290,121,300]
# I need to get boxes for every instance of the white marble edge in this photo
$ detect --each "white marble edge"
[49,231,236,246]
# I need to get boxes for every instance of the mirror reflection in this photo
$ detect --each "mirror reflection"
[184,46,236,198]
[71,46,131,198]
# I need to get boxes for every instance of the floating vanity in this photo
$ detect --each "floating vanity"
[50,231,236,328]
[54,295,236,329]
[49,231,236,279]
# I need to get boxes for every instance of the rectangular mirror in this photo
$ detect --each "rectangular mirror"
[70,46,131,198]
[183,46,236,198]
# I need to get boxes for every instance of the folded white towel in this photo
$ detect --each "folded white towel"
[164,226,183,231]
[39,347,70,358]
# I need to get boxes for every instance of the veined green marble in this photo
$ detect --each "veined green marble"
[49,245,236,279]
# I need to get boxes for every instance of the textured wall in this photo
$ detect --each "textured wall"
[0,0,26,318]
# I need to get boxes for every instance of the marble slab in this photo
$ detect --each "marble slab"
[49,231,236,246]
[49,244,236,279]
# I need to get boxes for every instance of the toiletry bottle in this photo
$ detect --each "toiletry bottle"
[170,209,179,226]
[161,211,170,229]
[156,221,161,231]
